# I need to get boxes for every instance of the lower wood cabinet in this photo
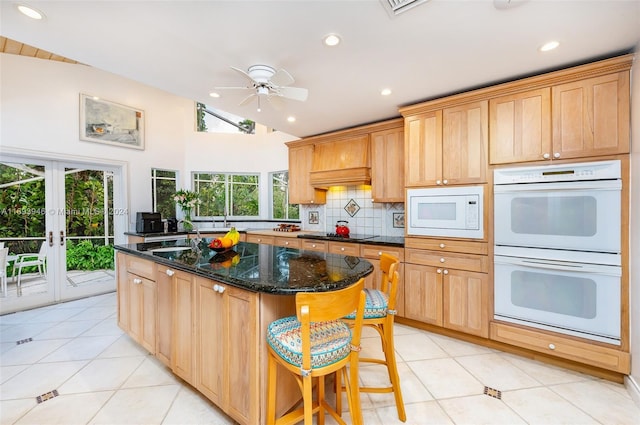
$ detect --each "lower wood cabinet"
[155,264,174,367]
[171,269,195,385]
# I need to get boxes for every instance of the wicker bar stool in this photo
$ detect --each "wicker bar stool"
[266,278,367,425]
[338,253,406,422]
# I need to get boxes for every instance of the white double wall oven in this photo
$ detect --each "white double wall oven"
[493,160,623,345]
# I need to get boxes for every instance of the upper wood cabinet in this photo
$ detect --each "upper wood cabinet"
[489,88,552,165]
[404,101,488,187]
[309,135,371,187]
[287,143,326,205]
[370,125,404,202]
[552,71,630,160]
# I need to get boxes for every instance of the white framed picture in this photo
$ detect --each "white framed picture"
[80,94,145,150]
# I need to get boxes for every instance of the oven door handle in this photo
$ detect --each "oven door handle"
[495,255,621,276]
[494,179,621,193]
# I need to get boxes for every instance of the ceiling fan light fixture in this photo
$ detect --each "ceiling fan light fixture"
[323,34,341,47]
[381,88,392,96]
[287,116,296,123]
[16,3,45,20]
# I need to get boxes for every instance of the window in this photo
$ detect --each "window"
[196,103,256,134]
[192,172,259,217]
[271,171,299,220]
[151,169,177,218]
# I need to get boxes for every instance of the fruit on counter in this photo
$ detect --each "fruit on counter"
[209,238,224,249]
[224,227,241,245]
[208,227,240,250]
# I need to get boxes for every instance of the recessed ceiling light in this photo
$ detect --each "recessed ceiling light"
[287,116,296,123]
[209,92,220,98]
[16,4,44,20]
[540,40,560,52]
[323,34,341,47]
[381,88,392,96]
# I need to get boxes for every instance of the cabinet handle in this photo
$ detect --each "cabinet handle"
[436,180,442,185]
[543,153,550,159]
[439,243,445,249]
[548,343,556,350]
[378,251,383,256]
[212,284,226,293]
[166,269,175,276]
[443,269,449,275]
[553,152,560,159]
[312,244,316,248]
[133,278,142,284]
[437,269,442,274]
[285,241,289,245]
[443,179,448,185]
[341,247,345,251]
[440,258,445,263]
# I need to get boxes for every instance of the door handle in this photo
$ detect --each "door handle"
[49,231,54,247]
[60,231,65,246]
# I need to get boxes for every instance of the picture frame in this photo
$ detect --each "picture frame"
[308,211,319,225]
[79,94,145,150]
[393,212,405,228]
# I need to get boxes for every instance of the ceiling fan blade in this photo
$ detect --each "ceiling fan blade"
[277,86,308,102]
[266,94,285,110]
[238,93,257,106]
[212,86,252,90]
[270,68,295,87]
[230,66,257,85]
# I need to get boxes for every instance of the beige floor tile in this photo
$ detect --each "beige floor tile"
[455,353,541,391]
[0,323,56,344]
[67,306,114,322]
[408,358,485,399]
[33,319,102,340]
[40,335,120,362]
[58,356,145,394]
[0,360,88,400]
[428,333,494,357]
[438,394,527,424]
[0,364,28,385]
[550,380,640,424]
[97,334,149,358]
[89,385,180,425]
[15,391,114,425]
[360,361,432,407]
[26,307,88,323]
[0,398,38,425]
[162,386,235,425]
[500,352,593,386]
[0,339,73,366]
[80,317,124,337]
[121,356,179,388]
[501,387,599,424]
[394,332,448,362]
[378,400,454,425]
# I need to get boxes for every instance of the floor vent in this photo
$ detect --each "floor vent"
[380,0,431,17]
[16,337,33,345]
[36,389,59,404]
[484,386,502,399]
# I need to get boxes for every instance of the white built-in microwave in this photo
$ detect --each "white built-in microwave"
[406,186,484,239]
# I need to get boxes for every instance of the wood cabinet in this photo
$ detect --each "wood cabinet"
[404,238,489,338]
[552,71,630,160]
[404,102,488,187]
[309,135,371,187]
[489,88,551,165]
[287,143,326,205]
[116,253,157,353]
[246,234,275,245]
[273,236,301,249]
[171,269,195,385]
[195,277,259,424]
[300,239,327,252]
[155,264,174,367]
[370,125,404,202]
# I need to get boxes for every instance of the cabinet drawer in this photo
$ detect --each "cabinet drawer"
[328,242,360,256]
[273,237,301,249]
[490,322,630,374]
[301,239,327,252]
[405,237,488,255]
[246,234,275,245]
[126,256,155,280]
[360,245,405,262]
[405,249,488,273]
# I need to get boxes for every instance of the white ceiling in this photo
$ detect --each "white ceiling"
[1,0,639,138]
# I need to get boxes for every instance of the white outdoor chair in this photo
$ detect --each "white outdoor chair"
[0,248,8,297]
[13,242,47,290]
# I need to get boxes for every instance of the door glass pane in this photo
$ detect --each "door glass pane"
[64,168,115,289]
[510,195,597,236]
[510,270,596,319]
[0,162,49,298]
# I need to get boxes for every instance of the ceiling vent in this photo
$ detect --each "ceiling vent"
[380,0,430,16]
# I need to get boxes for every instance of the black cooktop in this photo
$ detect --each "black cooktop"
[300,232,379,241]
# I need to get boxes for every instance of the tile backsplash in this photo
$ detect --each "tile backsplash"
[300,185,405,237]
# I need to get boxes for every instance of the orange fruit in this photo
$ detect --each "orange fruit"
[220,237,234,248]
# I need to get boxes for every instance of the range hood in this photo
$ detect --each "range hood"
[309,135,371,188]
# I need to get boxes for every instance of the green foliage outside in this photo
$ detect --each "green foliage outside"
[196,103,208,132]
[66,240,114,271]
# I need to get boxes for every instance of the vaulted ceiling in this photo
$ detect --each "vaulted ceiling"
[1,1,639,138]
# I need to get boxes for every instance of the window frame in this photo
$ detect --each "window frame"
[192,171,260,219]
[151,168,178,218]
[269,170,299,220]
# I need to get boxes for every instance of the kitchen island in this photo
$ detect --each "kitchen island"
[114,239,373,425]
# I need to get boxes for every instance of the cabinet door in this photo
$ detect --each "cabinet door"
[273,237,301,249]
[443,269,489,338]
[127,272,156,353]
[246,234,275,245]
[489,88,551,164]
[155,265,173,367]
[442,101,488,185]
[552,72,630,160]
[371,126,404,202]
[405,111,442,187]
[195,277,224,405]
[172,270,194,384]
[224,285,259,425]
[403,263,442,326]
[116,253,130,332]
[288,144,326,205]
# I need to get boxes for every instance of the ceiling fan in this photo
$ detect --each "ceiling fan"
[214,65,309,111]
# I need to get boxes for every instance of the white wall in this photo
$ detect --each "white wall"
[0,53,297,232]
[628,46,640,403]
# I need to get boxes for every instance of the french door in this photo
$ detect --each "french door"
[0,155,126,314]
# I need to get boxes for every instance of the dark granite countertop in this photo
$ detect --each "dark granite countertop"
[115,239,374,295]
[297,232,404,247]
